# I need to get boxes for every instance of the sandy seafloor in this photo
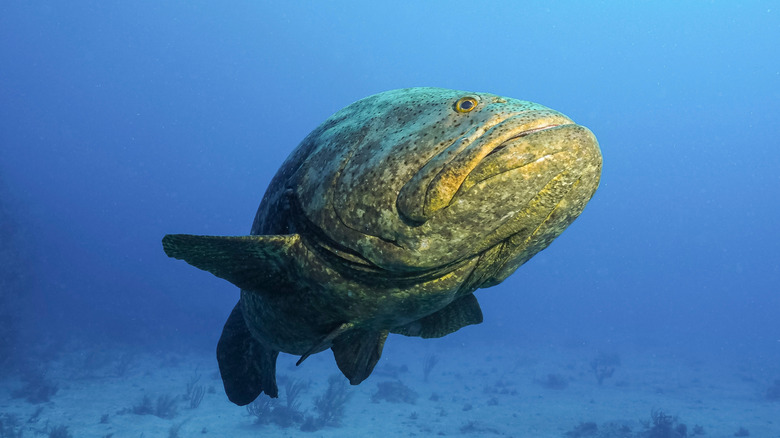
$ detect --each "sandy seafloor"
[1,336,778,438]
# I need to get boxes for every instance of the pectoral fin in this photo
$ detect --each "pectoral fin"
[331,329,388,385]
[392,293,483,338]
[162,233,303,292]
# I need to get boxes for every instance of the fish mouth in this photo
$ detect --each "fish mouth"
[483,124,561,158]
[397,114,573,225]
[458,123,569,193]
[439,122,601,267]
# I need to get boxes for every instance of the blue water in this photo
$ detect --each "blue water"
[1,2,779,437]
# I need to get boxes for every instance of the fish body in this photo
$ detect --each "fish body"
[162,87,602,405]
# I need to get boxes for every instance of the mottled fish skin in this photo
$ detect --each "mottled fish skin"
[246,87,599,354]
[163,87,602,402]
[254,88,599,271]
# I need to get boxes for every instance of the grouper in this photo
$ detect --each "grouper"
[162,87,602,405]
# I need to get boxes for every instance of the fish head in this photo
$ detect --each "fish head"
[289,87,601,285]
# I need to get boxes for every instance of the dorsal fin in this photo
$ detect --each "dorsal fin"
[162,234,303,292]
[217,303,279,404]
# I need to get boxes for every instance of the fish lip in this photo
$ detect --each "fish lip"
[485,123,563,158]
[459,123,574,191]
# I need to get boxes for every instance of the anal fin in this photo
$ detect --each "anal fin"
[331,329,388,385]
[217,304,279,405]
[392,293,483,338]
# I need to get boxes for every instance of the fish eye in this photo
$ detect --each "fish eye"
[454,96,478,113]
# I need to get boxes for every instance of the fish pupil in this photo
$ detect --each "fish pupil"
[460,100,473,110]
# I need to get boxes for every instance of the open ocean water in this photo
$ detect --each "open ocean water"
[1,2,778,437]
